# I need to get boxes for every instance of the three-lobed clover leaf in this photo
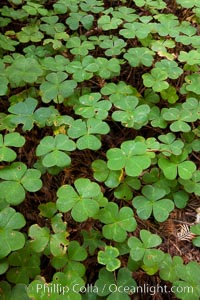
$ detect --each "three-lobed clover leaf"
[185,73,200,95]
[106,140,151,177]
[111,95,150,129]
[40,72,77,103]
[120,22,152,39]
[0,162,42,205]
[179,170,200,196]
[158,132,184,156]
[100,36,127,56]
[74,92,112,120]
[68,118,110,150]
[124,47,154,67]
[132,185,174,222]
[56,178,105,222]
[16,24,44,43]
[98,246,121,272]
[36,134,76,168]
[6,55,43,86]
[92,159,122,188]
[142,68,169,92]
[0,207,26,259]
[29,213,69,257]
[160,86,179,104]
[159,254,183,282]
[95,267,137,299]
[128,229,164,267]
[98,15,123,30]
[95,57,121,79]
[6,243,40,284]
[81,229,106,255]
[41,55,69,72]
[162,105,198,132]
[66,36,95,55]
[101,81,136,103]
[154,14,179,37]
[66,11,94,30]
[0,33,19,52]
[99,202,137,242]
[155,59,183,79]
[27,274,83,300]
[0,132,25,162]
[158,151,196,180]
[178,50,200,65]
[8,97,38,131]
[173,261,200,300]
[66,55,99,82]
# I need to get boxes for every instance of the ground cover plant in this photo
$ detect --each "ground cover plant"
[0,0,200,299]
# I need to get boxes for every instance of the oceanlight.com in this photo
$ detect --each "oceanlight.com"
[33,283,194,296]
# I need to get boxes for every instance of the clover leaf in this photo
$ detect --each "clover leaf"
[162,106,198,132]
[8,97,38,131]
[179,50,200,65]
[173,261,200,300]
[190,224,200,247]
[0,61,9,95]
[99,202,137,242]
[0,162,42,205]
[0,207,26,259]
[68,118,110,150]
[82,229,106,255]
[114,176,141,201]
[41,55,69,72]
[160,86,179,104]
[120,22,152,39]
[98,246,121,272]
[142,68,169,92]
[158,152,196,180]
[0,132,25,162]
[74,92,112,120]
[92,159,122,188]
[56,178,104,222]
[0,33,19,51]
[36,134,76,168]
[132,185,174,222]
[159,254,183,282]
[124,47,154,67]
[66,55,99,82]
[95,57,121,79]
[40,72,77,103]
[100,37,127,56]
[66,36,95,55]
[66,12,94,30]
[29,214,69,257]
[95,267,137,299]
[111,95,150,129]
[6,243,40,284]
[6,55,43,86]
[16,24,44,43]
[29,225,50,253]
[179,170,200,196]
[106,140,151,177]
[98,15,122,30]
[154,14,179,37]
[158,132,184,156]
[101,81,136,103]
[185,73,200,95]
[155,59,183,79]
[67,241,88,262]
[128,229,164,267]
